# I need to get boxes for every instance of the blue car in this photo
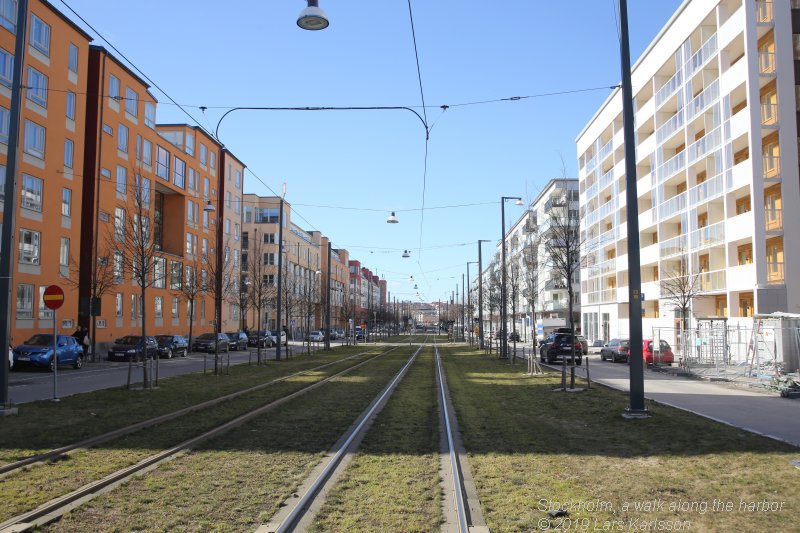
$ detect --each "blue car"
[13,334,84,371]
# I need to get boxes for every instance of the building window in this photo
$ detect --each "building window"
[59,237,69,267]
[225,191,231,208]
[61,188,71,216]
[115,293,123,317]
[29,14,50,56]
[130,294,136,318]
[102,124,112,135]
[142,138,152,166]
[16,284,33,319]
[172,297,179,318]
[200,144,207,166]
[185,132,194,156]
[109,74,119,100]
[125,87,138,117]
[0,105,9,143]
[235,169,242,189]
[153,256,166,288]
[156,145,170,180]
[209,151,216,171]
[234,223,240,241]
[144,102,155,128]
[64,138,74,168]
[0,164,5,201]
[154,296,163,318]
[170,261,182,290]
[0,0,17,33]
[202,209,209,229]
[21,174,42,211]
[114,207,125,241]
[0,48,12,87]
[187,199,197,225]
[38,286,53,319]
[113,250,124,283]
[23,120,45,159]
[118,123,128,153]
[263,253,275,265]
[18,228,40,264]
[116,165,127,194]
[66,91,76,120]
[68,43,78,73]
[173,157,186,188]
[139,176,151,205]
[224,219,230,235]
[263,233,275,244]
[203,177,210,199]
[26,66,47,107]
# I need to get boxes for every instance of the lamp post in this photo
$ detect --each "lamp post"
[618,0,648,418]
[500,196,523,359]
[467,262,478,347]
[477,240,490,350]
[202,200,223,375]
[276,197,285,361]
[325,242,332,351]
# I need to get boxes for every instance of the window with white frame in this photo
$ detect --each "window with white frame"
[114,207,125,241]
[156,145,170,180]
[203,209,209,229]
[172,296,179,318]
[18,228,40,264]
[145,102,155,128]
[130,294,136,318]
[187,199,197,225]
[108,74,119,100]
[38,285,53,319]
[16,283,33,319]
[202,237,208,258]
[185,132,194,156]
[0,0,16,33]
[200,144,207,166]
[263,253,275,265]
[225,191,230,208]
[115,293,123,317]
[173,157,186,188]
[66,91,76,120]
[23,119,45,159]
[117,123,128,153]
[234,223,240,241]
[154,296,163,318]
[125,87,137,117]
[153,256,166,289]
[209,151,216,170]
[203,177,209,199]
[68,43,78,73]
[61,188,71,216]
[116,165,126,194]
[0,105,9,143]
[29,14,50,56]
[64,138,74,168]
[113,251,123,283]
[186,232,192,255]
[170,261,182,290]
[21,174,42,211]
[59,237,69,267]
[26,66,47,107]
[0,48,12,87]
[224,219,230,235]
[234,196,240,215]
[140,176,151,205]
[235,169,241,189]
[142,138,152,166]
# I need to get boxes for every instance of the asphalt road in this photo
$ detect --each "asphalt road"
[7,342,328,404]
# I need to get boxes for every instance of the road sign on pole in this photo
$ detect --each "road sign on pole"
[43,285,65,311]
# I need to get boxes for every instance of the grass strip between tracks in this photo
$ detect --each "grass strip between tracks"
[308,347,441,533]
[0,350,382,524]
[42,349,417,532]
[0,347,376,464]
[440,346,799,533]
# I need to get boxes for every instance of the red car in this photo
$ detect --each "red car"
[639,339,674,365]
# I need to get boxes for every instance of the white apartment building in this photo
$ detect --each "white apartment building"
[577,0,800,345]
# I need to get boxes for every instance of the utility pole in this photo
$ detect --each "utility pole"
[477,240,490,350]
[276,196,285,361]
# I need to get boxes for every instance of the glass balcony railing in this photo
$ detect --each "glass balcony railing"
[691,221,725,250]
[656,151,686,184]
[656,109,685,144]
[660,234,687,259]
[763,155,780,179]
[686,34,718,77]
[756,0,774,24]
[599,168,614,191]
[586,289,617,304]
[764,208,782,231]
[688,173,724,206]
[658,192,686,222]
[761,102,778,126]
[686,80,719,122]
[698,269,726,292]
[656,69,682,107]
[688,126,722,163]
[585,180,598,200]
[767,261,784,283]
[597,139,613,166]
[759,51,776,75]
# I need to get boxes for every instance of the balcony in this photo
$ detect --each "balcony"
[688,126,722,164]
[756,0,774,25]
[656,70,682,108]
[758,52,776,76]
[761,103,778,126]
[656,109,685,145]
[691,221,725,250]
[697,269,726,293]
[764,208,782,232]
[685,33,718,78]
[766,261,784,283]
[763,155,780,181]
[656,151,686,184]
[688,173,723,207]
[657,191,686,222]
[543,301,569,313]
[686,80,719,123]
[660,234,687,259]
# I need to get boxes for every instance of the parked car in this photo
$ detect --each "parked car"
[8,345,12,370]
[248,330,272,348]
[107,335,158,361]
[13,334,84,370]
[225,332,249,351]
[540,333,582,365]
[192,333,230,353]
[335,329,345,339]
[508,331,520,342]
[640,339,675,365]
[308,331,325,342]
[600,338,630,363]
[155,335,188,358]
[576,335,589,355]
[267,330,288,346]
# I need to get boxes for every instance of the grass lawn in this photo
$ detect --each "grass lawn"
[309,347,441,533]
[0,352,379,523]
[441,346,799,533]
[0,346,379,465]
[43,350,417,532]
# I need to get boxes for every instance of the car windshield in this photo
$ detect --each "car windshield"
[117,336,141,345]
[620,340,630,347]
[155,336,174,345]
[23,334,54,346]
[197,333,215,340]
[554,334,573,343]
[225,332,238,337]
[311,331,321,335]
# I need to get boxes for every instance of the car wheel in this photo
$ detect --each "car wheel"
[73,354,84,369]
[181,349,187,357]
[166,348,173,359]
[49,358,55,372]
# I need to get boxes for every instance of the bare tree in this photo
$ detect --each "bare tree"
[65,253,116,362]
[300,271,321,354]
[543,183,583,390]
[172,253,205,357]
[246,228,275,364]
[486,263,501,350]
[522,226,544,355]
[340,284,356,344]
[508,256,522,363]
[204,237,238,374]
[660,250,703,357]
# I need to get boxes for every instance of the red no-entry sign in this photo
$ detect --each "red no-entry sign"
[43,285,65,311]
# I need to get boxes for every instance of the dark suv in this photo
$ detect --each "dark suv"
[155,335,188,358]
[248,331,272,348]
[108,336,158,361]
[192,333,230,353]
[225,332,249,351]
[540,333,582,365]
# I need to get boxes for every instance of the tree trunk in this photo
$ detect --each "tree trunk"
[188,299,194,358]
[256,307,262,365]
[141,286,149,389]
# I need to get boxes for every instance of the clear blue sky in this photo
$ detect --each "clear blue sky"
[62,0,682,304]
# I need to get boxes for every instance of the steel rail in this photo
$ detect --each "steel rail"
[273,338,427,533]
[0,349,382,477]
[435,339,470,533]
[0,348,398,533]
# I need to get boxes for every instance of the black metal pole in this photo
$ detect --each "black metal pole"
[478,240,487,350]
[325,242,332,351]
[0,0,27,415]
[500,199,508,359]
[276,197,285,361]
[619,0,648,418]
